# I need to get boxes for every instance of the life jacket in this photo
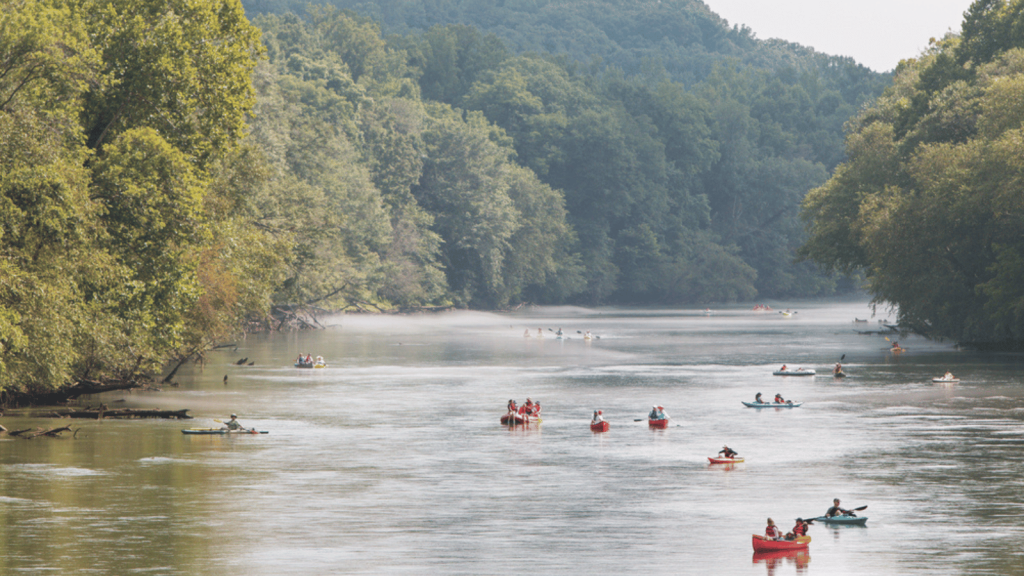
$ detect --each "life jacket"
[793,522,807,536]
[765,525,780,538]
[775,396,784,403]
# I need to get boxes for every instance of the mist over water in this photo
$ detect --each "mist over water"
[3,300,1024,575]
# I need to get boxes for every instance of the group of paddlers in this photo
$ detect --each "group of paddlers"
[523,327,593,340]
[507,398,542,420]
[763,498,860,540]
[294,353,324,366]
[752,304,774,311]
[753,392,792,405]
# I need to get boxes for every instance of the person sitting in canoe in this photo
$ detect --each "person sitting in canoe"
[591,410,604,424]
[786,518,809,540]
[224,414,243,430]
[764,518,781,540]
[719,445,738,458]
[755,392,764,404]
[825,498,853,518]
[649,405,667,420]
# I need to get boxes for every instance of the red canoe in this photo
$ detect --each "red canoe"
[648,418,669,429]
[751,535,810,552]
[590,421,609,432]
[501,414,528,425]
[708,457,744,464]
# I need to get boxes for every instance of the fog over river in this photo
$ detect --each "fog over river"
[3,300,1024,575]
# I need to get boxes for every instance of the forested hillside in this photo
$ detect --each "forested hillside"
[245,0,890,301]
[801,1,1024,348]
[1,0,891,401]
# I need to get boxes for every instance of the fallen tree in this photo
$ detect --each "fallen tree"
[0,378,152,410]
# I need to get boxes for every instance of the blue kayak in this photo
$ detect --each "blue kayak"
[742,401,803,408]
[812,515,867,525]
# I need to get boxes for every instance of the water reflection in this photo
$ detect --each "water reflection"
[752,549,811,574]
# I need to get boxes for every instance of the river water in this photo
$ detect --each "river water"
[3,300,1024,575]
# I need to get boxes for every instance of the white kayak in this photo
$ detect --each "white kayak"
[773,369,816,376]
[932,377,960,383]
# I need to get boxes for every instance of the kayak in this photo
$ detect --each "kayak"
[742,402,803,408]
[773,369,816,376]
[708,456,743,464]
[932,377,959,383]
[833,371,847,378]
[590,421,609,432]
[812,515,867,525]
[182,428,268,435]
[648,418,669,429]
[752,535,810,552]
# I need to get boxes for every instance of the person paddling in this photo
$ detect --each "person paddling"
[224,414,243,430]
[774,393,785,404]
[786,518,809,540]
[779,364,788,372]
[825,498,853,518]
[764,518,781,540]
[834,362,843,375]
[755,392,764,404]
[719,445,738,459]
[592,410,604,424]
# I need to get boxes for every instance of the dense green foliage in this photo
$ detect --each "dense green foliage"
[245,0,888,302]
[801,0,1024,348]
[2,0,893,398]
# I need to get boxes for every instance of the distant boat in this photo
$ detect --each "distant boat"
[854,318,868,323]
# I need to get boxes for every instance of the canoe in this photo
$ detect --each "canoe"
[708,456,743,464]
[932,377,959,383]
[773,369,815,376]
[752,535,810,552]
[742,402,802,408]
[182,428,268,435]
[590,421,609,432]
[812,514,867,525]
[648,418,669,429]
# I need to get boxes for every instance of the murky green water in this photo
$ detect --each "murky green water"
[3,301,1024,575]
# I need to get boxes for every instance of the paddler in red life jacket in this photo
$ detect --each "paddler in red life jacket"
[532,401,541,417]
[507,399,517,413]
[718,445,738,459]
[519,398,534,415]
[774,393,785,404]
[789,518,809,539]
[764,518,781,540]
[779,364,788,372]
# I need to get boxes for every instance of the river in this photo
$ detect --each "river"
[2,300,1024,575]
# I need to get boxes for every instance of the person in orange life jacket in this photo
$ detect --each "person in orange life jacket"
[519,398,534,415]
[774,393,785,404]
[507,399,517,413]
[779,364,787,371]
[532,401,541,417]
[825,498,852,518]
[788,518,809,539]
[765,518,781,540]
[719,445,738,458]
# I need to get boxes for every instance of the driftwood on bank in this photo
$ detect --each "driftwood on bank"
[1,378,149,409]
[42,407,192,420]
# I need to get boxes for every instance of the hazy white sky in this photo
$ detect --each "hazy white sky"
[701,0,975,72]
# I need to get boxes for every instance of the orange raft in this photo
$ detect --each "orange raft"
[751,535,810,552]
[590,421,609,432]
[648,418,669,429]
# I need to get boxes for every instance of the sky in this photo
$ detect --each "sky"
[701,0,976,72]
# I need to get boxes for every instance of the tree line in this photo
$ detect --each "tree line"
[1,0,889,401]
[801,0,1024,349]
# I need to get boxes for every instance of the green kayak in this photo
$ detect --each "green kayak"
[182,428,268,435]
